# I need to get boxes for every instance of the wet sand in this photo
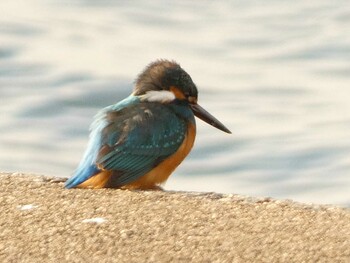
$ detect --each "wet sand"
[0,172,349,262]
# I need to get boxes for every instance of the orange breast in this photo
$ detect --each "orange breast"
[122,122,196,190]
[77,170,112,189]
[77,122,196,189]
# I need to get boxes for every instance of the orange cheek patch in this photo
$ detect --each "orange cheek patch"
[170,86,186,100]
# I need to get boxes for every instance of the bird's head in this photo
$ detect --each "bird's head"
[133,60,231,134]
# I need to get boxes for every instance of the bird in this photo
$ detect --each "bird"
[65,59,231,190]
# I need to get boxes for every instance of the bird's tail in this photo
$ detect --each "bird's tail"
[65,163,99,188]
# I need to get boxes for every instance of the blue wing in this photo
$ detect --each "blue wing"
[65,95,188,188]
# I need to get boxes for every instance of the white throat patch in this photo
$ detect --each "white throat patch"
[140,90,176,103]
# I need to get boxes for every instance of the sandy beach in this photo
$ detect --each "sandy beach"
[0,172,349,262]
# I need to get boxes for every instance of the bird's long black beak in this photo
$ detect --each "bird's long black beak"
[190,103,231,134]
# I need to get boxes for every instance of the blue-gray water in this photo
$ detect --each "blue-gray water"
[1,1,349,206]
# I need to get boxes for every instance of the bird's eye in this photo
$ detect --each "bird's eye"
[184,92,190,98]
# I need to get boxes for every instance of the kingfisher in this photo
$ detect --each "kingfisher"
[65,60,231,190]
